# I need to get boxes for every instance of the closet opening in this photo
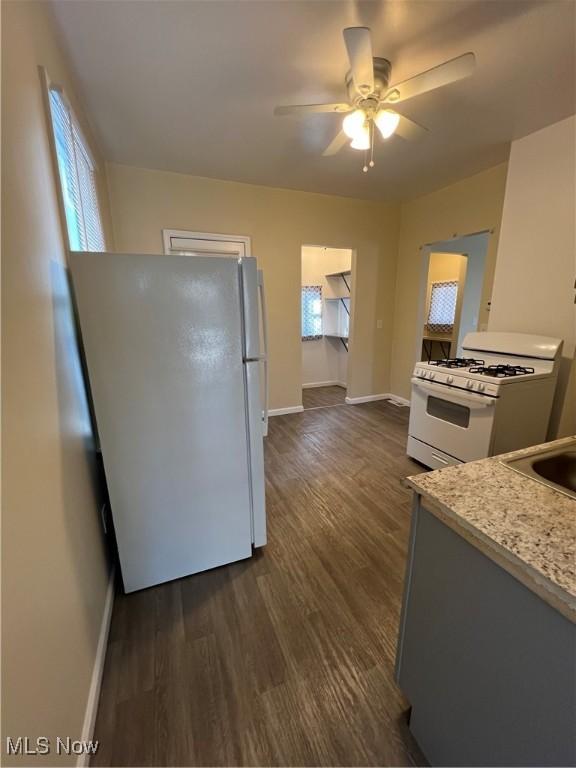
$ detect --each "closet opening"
[301,245,353,410]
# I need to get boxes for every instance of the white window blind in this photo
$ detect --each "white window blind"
[427,280,458,334]
[48,88,105,252]
[302,286,323,340]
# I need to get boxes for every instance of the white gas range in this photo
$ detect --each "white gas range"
[407,332,563,469]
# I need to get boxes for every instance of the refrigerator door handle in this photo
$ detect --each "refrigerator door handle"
[258,269,269,436]
[244,360,267,547]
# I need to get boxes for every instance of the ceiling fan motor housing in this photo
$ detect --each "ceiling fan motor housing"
[346,57,391,102]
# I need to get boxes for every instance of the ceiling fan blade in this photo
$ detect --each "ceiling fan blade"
[274,103,351,116]
[384,52,476,104]
[394,114,428,141]
[343,27,374,95]
[322,130,349,156]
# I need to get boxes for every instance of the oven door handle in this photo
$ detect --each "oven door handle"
[411,378,496,408]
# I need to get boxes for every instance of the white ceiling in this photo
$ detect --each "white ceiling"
[50,0,575,201]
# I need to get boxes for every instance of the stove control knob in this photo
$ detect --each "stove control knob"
[447,375,454,384]
[429,372,435,380]
[477,382,485,392]
[466,380,474,389]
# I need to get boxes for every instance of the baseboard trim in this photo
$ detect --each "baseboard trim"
[387,393,411,407]
[77,568,115,767]
[345,393,410,406]
[268,405,305,416]
[345,393,389,405]
[302,381,346,389]
[270,393,409,414]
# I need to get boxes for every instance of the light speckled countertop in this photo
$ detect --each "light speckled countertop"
[406,437,576,622]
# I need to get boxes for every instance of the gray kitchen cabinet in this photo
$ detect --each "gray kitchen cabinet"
[395,500,576,767]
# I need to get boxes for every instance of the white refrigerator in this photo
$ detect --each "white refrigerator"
[70,251,268,592]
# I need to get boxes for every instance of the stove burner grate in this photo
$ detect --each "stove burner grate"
[468,364,536,378]
[429,357,485,369]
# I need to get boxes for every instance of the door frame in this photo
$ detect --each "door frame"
[162,229,252,257]
[300,243,357,399]
[415,230,492,367]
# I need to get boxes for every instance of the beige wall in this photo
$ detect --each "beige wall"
[389,163,509,400]
[301,246,351,388]
[106,162,401,408]
[427,252,464,281]
[1,2,113,764]
[488,116,576,437]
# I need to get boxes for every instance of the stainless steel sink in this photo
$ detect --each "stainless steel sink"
[502,441,576,500]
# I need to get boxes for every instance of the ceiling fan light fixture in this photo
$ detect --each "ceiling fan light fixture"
[350,124,370,150]
[375,109,400,139]
[342,108,366,139]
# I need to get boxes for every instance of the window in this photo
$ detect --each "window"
[427,280,458,334]
[426,395,470,428]
[302,286,322,340]
[48,87,105,251]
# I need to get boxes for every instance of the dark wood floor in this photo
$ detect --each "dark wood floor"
[92,400,425,767]
[302,385,347,409]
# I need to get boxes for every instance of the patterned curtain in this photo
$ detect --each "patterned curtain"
[301,285,323,340]
[427,280,458,334]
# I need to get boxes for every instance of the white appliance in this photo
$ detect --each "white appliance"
[407,331,563,469]
[70,251,268,592]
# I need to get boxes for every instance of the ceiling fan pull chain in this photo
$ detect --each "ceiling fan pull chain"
[363,121,374,172]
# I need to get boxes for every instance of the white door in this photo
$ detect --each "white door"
[70,251,254,592]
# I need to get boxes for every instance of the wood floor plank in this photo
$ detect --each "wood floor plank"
[115,589,156,704]
[257,678,325,766]
[91,399,426,766]
[302,385,347,409]
[181,568,217,642]
[228,560,288,694]
[186,633,241,766]
[153,582,194,767]
[107,690,156,767]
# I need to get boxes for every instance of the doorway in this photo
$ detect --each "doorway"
[301,245,352,410]
[417,232,490,363]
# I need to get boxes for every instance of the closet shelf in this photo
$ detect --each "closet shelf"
[324,297,350,302]
[324,332,349,339]
[325,270,352,278]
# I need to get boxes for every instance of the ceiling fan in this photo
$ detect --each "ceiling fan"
[274,27,475,172]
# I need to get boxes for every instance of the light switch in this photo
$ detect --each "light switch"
[376,319,383,329]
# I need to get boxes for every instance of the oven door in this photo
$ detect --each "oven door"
[408,377,497,463]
